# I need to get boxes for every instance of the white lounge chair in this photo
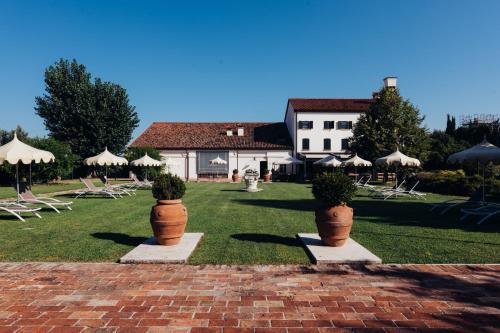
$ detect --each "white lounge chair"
[100,176,136,196]
[460,203,500,224]
[383,181,426,200]
[369,180,406,197]
[0,202,42,221]
[75,178,120,199]
[17,183,73,213]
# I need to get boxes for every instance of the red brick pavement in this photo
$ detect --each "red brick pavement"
[0,263,498,333]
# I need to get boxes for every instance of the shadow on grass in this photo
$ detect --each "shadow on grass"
[232,199,319,211]
[231,233,301,247]
[91,232,148,246]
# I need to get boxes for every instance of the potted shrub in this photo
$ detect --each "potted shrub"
[263,169,271,182]
[150,173,187,246]
[232,169,241,182]
[312,173,357,247]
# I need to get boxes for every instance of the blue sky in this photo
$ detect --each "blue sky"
[1,0,499,139]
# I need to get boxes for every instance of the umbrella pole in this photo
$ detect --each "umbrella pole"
[29,163,32,189]
[16,163,20,203]
[355,166,358,182]
[482,164,485,203]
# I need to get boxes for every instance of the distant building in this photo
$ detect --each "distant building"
[130,77,397,180]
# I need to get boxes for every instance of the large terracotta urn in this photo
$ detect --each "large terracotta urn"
[232,174,241,182]
[150,199,188,246]
[263,173,271,182]
[315,204,353,247]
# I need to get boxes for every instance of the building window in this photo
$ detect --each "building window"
[324,121,335,129]
[337,121,353,130]
[324,138,331,150]
[298,121,313,129]
[302,138,310,150]
[341,139,350,150]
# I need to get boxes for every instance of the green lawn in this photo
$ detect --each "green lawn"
[0,182,498,264]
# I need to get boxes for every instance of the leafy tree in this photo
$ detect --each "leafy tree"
[350,86,429,163]
[0,125,29,145]
[425,130,468,170]
[35,59,139,159]
[29,137,77,182]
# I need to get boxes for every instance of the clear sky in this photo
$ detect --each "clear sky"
[1,0,499,139]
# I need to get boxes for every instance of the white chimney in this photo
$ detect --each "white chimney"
[226,129,233,136]
[383,76,397,89]
[237,127,244,136]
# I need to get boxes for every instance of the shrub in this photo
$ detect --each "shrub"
[263,169,270,175]
[312,173,357,207]
[413,170,484,196]
[152,173,186,200]
[232,169,239,174]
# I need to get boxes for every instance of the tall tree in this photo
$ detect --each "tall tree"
[350,86,429,163]
[35,59,139,158]
[445,114,456,136]
[0,125,29,145]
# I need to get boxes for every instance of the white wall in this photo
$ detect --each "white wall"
[296,112,362,154]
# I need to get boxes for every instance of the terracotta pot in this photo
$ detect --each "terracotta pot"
[150,199,188,246]
[315,204,353,247]
[232,174,241,182]
[263,173,271,182]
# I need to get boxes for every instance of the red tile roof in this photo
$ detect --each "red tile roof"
[288,98,374,112]
[129,122,293,150]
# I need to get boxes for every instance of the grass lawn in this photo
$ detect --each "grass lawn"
[0,182,498,264]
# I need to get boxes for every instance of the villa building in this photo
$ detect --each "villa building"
[130,77,397,180]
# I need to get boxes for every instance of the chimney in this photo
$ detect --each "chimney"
[372,91,380,99]
[226,129,233,136]
[383,76,397,89]
[237,127,244,136]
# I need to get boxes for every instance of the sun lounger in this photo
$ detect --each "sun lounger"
[0,202,42,221]
[383,181,426,200]
[16,183,73,213]
[369,180,406,197]
[75,178,120,199]
[460,203,500,224]
[130,174,153,188]
[99,176,136,196]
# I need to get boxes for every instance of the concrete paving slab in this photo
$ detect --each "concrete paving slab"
[297,233,382,264]
[119,233,203,264]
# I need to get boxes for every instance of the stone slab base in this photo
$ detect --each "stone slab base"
[119,233,204,264]
[297,233,382,264]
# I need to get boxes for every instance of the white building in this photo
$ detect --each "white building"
[130,77,397,180]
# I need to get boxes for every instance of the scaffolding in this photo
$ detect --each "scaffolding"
[460,113,500,129]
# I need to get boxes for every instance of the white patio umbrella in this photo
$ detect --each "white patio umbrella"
[313,155,343,167]
[271,155,304,165]
[0,133,55,202]
[209,156,227,178]
[131,153,162,180]
[341,154,372,181]
[375,148,420,187]
[447,138,500,202]
[84,147,128,179]
[162,157,179,173]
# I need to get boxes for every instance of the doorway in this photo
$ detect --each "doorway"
[259,161,267,179]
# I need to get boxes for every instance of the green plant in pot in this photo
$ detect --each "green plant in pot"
[263,169,271,182]
[312,173,357,246]
[232,169,241,182]
[150,173,187,246]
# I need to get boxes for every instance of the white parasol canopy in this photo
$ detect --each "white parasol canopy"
[447,138,500,202]
[0,133,55,202]
[209,156,227,165]
[447,138,500,164]
[84,147,128,166]
[375,149,421,167]
[131,153,162,167]
[271,156,304,165]
[0,133,55,165]
[313,155,342,167]
[341,154,372,167]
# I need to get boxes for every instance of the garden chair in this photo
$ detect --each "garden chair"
[383,180,426,200]
[17,182,73,213]
[127,174,152,189]
[460,203,500,224]
[0,201,42,222]
[429,190,484,215]
[369,179,406,197]
[358,176,374,188]
[354,176,364,186]
[99,176,136,196]
[74,178,120,199]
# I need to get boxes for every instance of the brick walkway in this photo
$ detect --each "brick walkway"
[0,263,498,333]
